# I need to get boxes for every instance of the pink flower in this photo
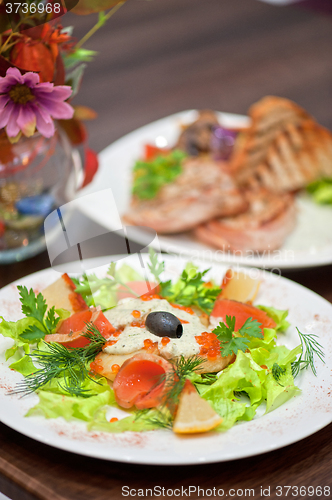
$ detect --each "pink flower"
[0,67,74,139]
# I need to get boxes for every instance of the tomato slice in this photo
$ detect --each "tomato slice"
[144,144,169,161]
[211,299,276,332]
[93,311,115,337]
[113,353,173,409]
[45,310,115,348]
[117,281,160,301]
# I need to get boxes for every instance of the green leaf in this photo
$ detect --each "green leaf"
[10,355,36,377]
[160,265,220,314]
[257,306,290,332]
[213,316,263,357]
[45,307,60,333]
[20,324,46,342]
[239,318,263,338]
[65,63,87,98]
[132,150,186,200]
[307,177,332,205]
[0,316,38,359]
[72,0,127,15]
[18,286,46,325]
[63,48,98,69]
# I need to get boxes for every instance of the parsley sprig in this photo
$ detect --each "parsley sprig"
[12,323,106,397]
[292,328,325,378]
[17,286,61,342]
[159,267,221,314]
[213,315,263,357]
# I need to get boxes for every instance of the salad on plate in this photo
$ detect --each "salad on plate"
[0,250,324,435]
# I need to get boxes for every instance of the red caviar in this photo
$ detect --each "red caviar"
[141,294,161,301]
[105,339,118,347]
[112,330,123,337]
[90,359,103,374]
[171,303,194,315]
[110,417,119,423]
[130,319,145,328]
[195,331,221,359]
[161,337,170,346]
[132,310,141,318]
[111,364,120,374]
[143,339,158,353]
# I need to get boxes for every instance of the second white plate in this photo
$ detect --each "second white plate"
[74,110,332,269]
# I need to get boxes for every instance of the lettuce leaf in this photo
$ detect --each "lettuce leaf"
[0,316,38,360]
[88,407,161,433]
[26,378,116,421]
[196,346,300,427]
[114,263,143,283]
[257,306,290,332]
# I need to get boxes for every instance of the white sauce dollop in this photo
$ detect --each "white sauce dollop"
[103,298,208,358]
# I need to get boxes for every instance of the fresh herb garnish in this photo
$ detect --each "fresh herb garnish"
[17,286,60,342]
[133,356,205,429]
[73,263,141,309]
[132,149,186,200]
[134,408,173,429]
[162,355,205,414]
[272,363,286,386]
[292,328,325,378]
[213,315,263,357]
[12,323,106,397]
[160,267,221,314]
[307,177,332,205]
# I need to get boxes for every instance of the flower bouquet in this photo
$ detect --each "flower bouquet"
[0,0,125,261]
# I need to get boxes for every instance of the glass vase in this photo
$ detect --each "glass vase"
[0,129,76,264]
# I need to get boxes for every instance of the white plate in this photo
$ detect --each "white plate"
[0,254,332,465]
[74,110,332,270]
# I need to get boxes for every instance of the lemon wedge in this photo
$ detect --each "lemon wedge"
[173,380,222,434]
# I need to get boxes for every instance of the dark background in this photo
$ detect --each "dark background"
[68,0,332,153]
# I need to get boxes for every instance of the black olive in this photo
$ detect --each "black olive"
[145,311,183,339]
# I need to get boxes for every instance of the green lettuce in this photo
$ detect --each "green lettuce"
[307,178,332,204]
[26,378,116,422]
[257,306,290,332]
[0,316,37,361]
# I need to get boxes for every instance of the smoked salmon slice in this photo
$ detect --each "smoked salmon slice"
[113,352,174,409]
[211,299,276,332]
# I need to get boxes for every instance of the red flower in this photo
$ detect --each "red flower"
[10,24,73,83]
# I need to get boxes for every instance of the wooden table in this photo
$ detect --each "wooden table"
[1,0,332,498]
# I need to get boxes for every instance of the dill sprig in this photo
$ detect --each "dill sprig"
[292,328,325,378]
[162,355,205,414]
[134,408,173,429]
[11,322,106,397]
[134,356,205,428]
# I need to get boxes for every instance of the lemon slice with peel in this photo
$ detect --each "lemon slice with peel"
[173,380,222,434]
[219,269,260,303]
